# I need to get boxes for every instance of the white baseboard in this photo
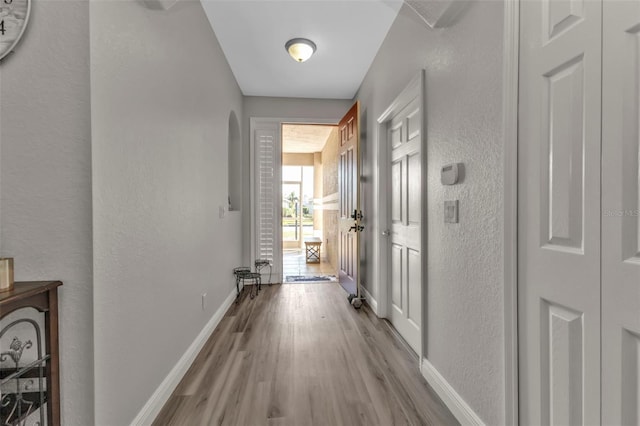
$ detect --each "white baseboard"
[420,358,485,426]
[361,285,378,315]
[130,288,237,426]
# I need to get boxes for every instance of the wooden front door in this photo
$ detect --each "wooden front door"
[338,102,361,296]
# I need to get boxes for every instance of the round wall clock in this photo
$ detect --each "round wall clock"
[0,0,31,61]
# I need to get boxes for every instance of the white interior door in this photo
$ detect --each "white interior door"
[518,0,602,423]
[387,95,422,355]
[602,1,640,424]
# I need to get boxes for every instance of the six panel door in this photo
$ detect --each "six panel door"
[388,96,422,355]
[602,1,640,424]
[338,102,361,296]
[518,0,602,423]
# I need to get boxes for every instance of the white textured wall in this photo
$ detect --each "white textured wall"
[241,97,351,265]
[0,2,94,425]
[91,1,243,424]
[355,3,505,424]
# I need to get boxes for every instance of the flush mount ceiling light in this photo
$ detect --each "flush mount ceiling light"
[285,38,317,63]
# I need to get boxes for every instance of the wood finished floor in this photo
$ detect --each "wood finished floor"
[153,283,458,426]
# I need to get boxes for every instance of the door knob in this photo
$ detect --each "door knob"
[382,230,390,236]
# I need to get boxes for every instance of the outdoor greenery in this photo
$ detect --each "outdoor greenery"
[283,191,312,219]
[282,190,313,240]
[284,191,299,212]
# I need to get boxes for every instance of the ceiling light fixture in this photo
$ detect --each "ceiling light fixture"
[285,38,317,63]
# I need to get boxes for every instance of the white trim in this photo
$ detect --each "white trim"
[361,285,378,315]
[321,193,339,210]
[376,73,423,123]
[373,115,389,319]
[315,204,339,211]
[312,192,339,211]
[130,287,237,426]
[421,358,485,426]
[502,0,519,424]
[375,71,426,357]
[322,192,339,203]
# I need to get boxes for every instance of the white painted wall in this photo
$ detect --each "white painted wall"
[0,2,94,425]
[355,3,505,424]
[91,1,243,424]
[241,97,351,265]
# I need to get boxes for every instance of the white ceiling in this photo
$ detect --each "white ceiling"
[201,0,404,99]
[282,124,335,153]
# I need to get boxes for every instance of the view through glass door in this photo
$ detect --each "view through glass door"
[282,166,314,249]
[282,181,302,249]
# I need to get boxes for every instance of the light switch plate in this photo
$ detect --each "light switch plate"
[444,200,459,223]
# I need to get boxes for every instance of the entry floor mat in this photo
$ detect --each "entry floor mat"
[285,275,338,283]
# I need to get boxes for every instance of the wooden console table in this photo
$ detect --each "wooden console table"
[0,281,62,426]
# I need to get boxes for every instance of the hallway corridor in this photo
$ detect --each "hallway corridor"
[153,284,458,425]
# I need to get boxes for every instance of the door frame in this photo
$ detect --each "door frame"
[250,116,340,283]
[502,0,519,424]
[376,70,426,360]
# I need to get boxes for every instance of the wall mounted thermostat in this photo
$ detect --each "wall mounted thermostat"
[441,163,463,185]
